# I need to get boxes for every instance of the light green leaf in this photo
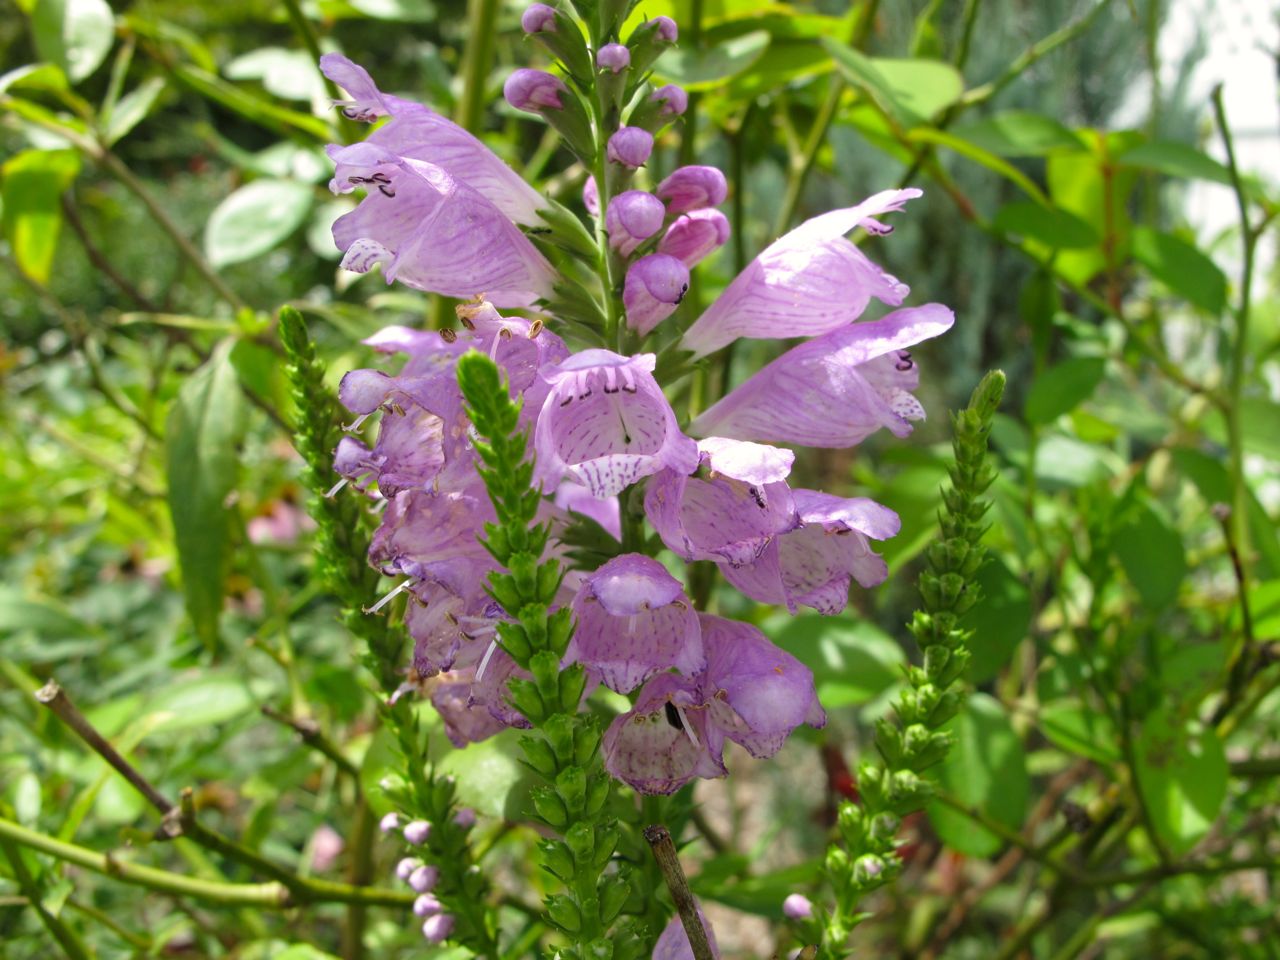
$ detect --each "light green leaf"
[824,41,961,126]
[928,693,1029,857]
[204,179,314,268]
[769,614,904,708]
[1024,356,1106,424]
[348,0,438,20]
[1117,141,1232,185]
[1134,710,1226,855]
[32,0,115,83]
[225,47,325,103]
[103,76,166,145]
[0,62,69,94]
[1039,700,1120,764]
[1113,495,1185,610]
[951,111,1083,156]
[994,201,1098,249]
[907,127,1049,205]
[654,30,771,90]
[1131,227,1227,314]
[165,339,246,650]
[436,729,535,820]
[1,148,81,283]
[962,556,1031,684]
[146,673,256,731]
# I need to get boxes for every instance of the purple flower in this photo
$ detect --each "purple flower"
[719,490,900,614]
[583,175,599,216]
[533,350,699,498]
[606,191,666,256]
[624,254,689,335]
[689,304,953,447]
[503,68,567,111]
[647,16,679,42]
[431,670,508,747]
[409,865,440,892]
[379,812,402,833]
[596,43,631,73]
[650,84,688,116]
[369,489,495,590]
[453,808,477,828]
[403,820,432,845]
[658,209,730,268]
[783,893,814,920]
[555,480,622,540]
[396,857,423,880]
[567,554,703,693]
[681,188,921,357]
[328,143,556,308]
[422,913,455,942]
[603,615,824,793]
[520,3,557,32]
[405,582,501,677]
[414,893,443,917]
[607,127,654,167]
[653,901,720,960]
[320,55,545,227]
[644,437,797,566]
[656,166,727,215]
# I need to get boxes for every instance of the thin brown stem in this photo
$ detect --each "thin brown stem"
[644,824,715,960]
[61,193,161,311]
[261,705,360,780]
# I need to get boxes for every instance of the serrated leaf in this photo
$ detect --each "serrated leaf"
[1,148,81,283]
[1024,356,1106,424]
[165,339,246,650]
[204,179,313,268]
[1131,226,1227,314]
[32,0,115,83]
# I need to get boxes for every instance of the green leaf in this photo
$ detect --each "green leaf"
[1116,141,1232,185]
[173,64,332,140]
[1113,495,1185,610]
[654,30,770,90]
[1134,709,1226,855]
[962,556,1031,684]
[225,47,325,103]
[951,111,1083,156]
[1,148,81,283]
[0,62,69,95]
[1131,227,1227,314]
[768,614,904,708]
[993,201,1098,249]
[435,729,535,820]
[1038,700,1120,764]
[347,0,438,20]
[0,589,95,640]
[1024,356,1106,424]
[145,674,256,731]
[203,179,314,268]
[907,127,1049,205]
[1241,396,1280,461]
[32,0,114,84]
[273,947,343,960]
[165,339,246,650]
[103,76,166,145]
[928,693,1029,857]
[822,40,962,126]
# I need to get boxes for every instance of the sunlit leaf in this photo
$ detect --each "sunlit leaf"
[104,76,166,145]
[1134,710,1226,855]
[1131,227,1227,314]
[1117,141,1232,185]
[654,30,771,90]
[32,0,115,83]
[769,613,904,708]
[952,111,1083,156]
[1,148,81,283]
[204,179,314,268]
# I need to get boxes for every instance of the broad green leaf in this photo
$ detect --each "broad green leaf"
[928,693,1029,857]
[1131,227,1227,314]
[307,199,352,259]
[1116,141,1232,185]
[1024,356,1106,424]
[769,614,904,708]
[0,62,69,94]
[225,47,325,103]
[1134,709,1226,855]
[1160,644,1225,716]
[32,0,114,83]
[1047,132,1140,286]
[273,947,343,960]
[0,588,95,640]
[1034,434,1119,488]
[952,111,1083,156]
[146,674,256,731]
[823,40,961,126]
[1113,495,1185,610]
[1241,396,1280,462]
[204,179,313,268]
[994,201,1098,249]
[348,0,438,20]
[104,76,166,145]
[694,860,821,917]
[165,340,246,650]
[908,127,1049,204]
[1038,700,1120,764]
[1172,446,1280,579]
[436,729,535,820]
[962,556,1031,684]
[654,30,770,90]
[173,65,332,139]
[1,148,81,283]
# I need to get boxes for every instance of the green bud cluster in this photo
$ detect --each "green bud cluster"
[818,371,1006,957]
[456,350,646,960]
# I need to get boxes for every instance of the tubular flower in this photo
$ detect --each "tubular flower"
[645,437,797,565]
[328,142,557,308]
[681,188,922,358]
[688,303,955,448]
[533,350,699,498]
[368,488,496,591]
[658,209,730,268]
[320,54,545,226]
[554,480,622,540]
[430,669,508,747]
[567,554,704,693]
[623,254,689,335]
[719,490,900,615]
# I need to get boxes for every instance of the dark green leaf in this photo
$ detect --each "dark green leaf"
[1131,227,1227,314]
[994,201,1098,249]
[1024,356,1106,424]
[1134,709,1226,855]
[823,40,962,126]
[1039,700,1120,764]
[1117,141,1232,185]
[654,31,771,90]
[769,614,904,708]
[435,729,535,820]
[963,556,1031,684]
[951,111,1083,156]
[1113,495,1185,610]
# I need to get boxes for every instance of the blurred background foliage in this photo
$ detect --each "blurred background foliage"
[2,0,1279,957]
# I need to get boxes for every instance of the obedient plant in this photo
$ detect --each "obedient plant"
[317,0,956,954]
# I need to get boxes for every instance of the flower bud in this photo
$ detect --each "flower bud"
[413,893,443,917]
[607,191,666,256]
[504,68,566,111]
[583,176,599,216]
[378,812,402,833]
[657,165,727,214]
[521,3,557,32]
[783,893,814,920]
[658,209,729,267]
[395,857,423,881]
[596,43,631,73]
[409,864,440,893]
[422,913,455,943]
[453,807,477,828]
[628,16,680,75]
[403,820,432,845]
[624,253,689,336]
[651,83,688,116]
[607,127,653,168]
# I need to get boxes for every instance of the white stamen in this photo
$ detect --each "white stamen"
[676,704,699,748]
[365,580,410,615]
[474,639,500,683]
[343,413,371,432]
[627,614,638,633]
[325,478,349,498]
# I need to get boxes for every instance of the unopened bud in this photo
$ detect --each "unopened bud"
[596,43,631,73]
[521,3,557,32]
[624,253,689,336]
[656,165,727,213]
[504,68,566,112]
[607,127,654,168]
[607,190,666,256]
[395,857,423,881]
[378,812,402,833]
[651,84,687,116]
[422,912,455,942]
[409,865,440,893]
[658,209,729,267]
[453,807,477,828]
[403,820,432,845]
[414,893,443,917]
[783,893,814,920]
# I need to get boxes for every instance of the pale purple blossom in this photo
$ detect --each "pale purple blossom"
[423,913,455,942]
[555,480,622,540]
[309,825,344,872]
[624,254,689,335]
[689,304,954,447]
[504,68,567,111]
[414,893,443,917]
[650,84,688,116]
[607,191,666,256]
[533,350,699,498]
[656,166,727,215]
[568,554,704,693]
[597,43,631,73]
[396,857,423,880]
[403,820,432,845]
[658,209,730,267]
[431,670,508,747]
[646,16,679,42]
[379,812,402,833]
[681,188,922,357]
[583,175,599,216]
[520,3,557,32]
[608,127,654,167]
[409,865,440,893]
[783,893,814,920]
[453,808,477,828]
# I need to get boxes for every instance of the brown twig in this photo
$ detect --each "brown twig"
[643,824,716,960]
[261,704,360,780]
[60,193,161,312]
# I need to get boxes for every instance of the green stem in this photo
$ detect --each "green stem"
[1,838,93,960]
[457,0,502,134]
